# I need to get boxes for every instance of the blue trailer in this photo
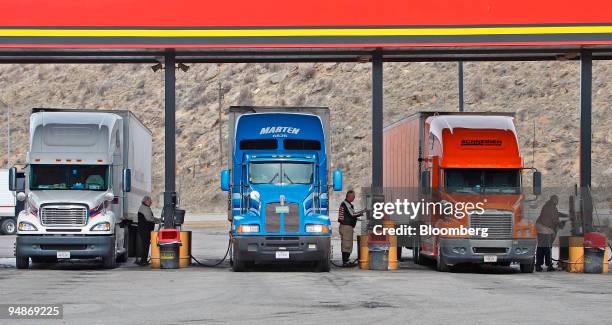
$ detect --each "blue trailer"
[221,106,342,271]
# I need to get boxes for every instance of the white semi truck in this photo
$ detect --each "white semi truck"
[9,108,152,269]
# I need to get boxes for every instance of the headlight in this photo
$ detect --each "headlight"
[90,222,111,231]
[18,222,38,231]
[249,191,260,201]
[236,224,260,233]
[305,224,329,233]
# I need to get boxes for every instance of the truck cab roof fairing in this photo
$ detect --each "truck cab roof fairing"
[29,112,122,163]
[427,115,518,144]
[234,113,326,164]
[427,115,522,169]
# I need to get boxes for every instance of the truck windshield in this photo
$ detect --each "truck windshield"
[30,165,109,191]
[249,162,313,184]
[445,169,520,194]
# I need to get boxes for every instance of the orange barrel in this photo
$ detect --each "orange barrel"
[150,230,191,268]
[384,220,398,270]
[179,231,192,268]
[567,236,584,273]
[358,235,369,269]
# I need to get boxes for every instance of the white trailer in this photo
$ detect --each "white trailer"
[0,169,17,235]
[11,108,152,269]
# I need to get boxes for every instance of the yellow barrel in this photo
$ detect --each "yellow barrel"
[151,231,160,269]
[358,235,369,269]
[567,236,584,273]
[384,220,398,270]
[604,248,609,273]
[150,231,191,269]
[179,231,192,268]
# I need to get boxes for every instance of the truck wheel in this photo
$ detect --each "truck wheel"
[16,256,29,269]
[314,255,331,272]
[1,218,16,235]
[412,235,424,265]
[314,260,330,272]
[436,241,449,272]
[116,225,129,263]
[102,236,117,269]
[520,261,535,273]
[231,248,246,272]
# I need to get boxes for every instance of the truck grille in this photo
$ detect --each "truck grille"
[265,203,300,233]
[263,237,301,248]
[41,206,87,226]
[469,210,513,239]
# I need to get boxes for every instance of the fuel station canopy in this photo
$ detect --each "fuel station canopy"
[0,0,609,226]
[0,0,612,61]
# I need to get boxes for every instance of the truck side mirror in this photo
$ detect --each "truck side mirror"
[123,168,131,193]
[421,170,431,194]
[8,167,17,191]
[533,171,542,195]
[220,169,230,192]
[332,170,343,192]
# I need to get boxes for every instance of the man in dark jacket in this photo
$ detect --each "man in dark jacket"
[338,190,363,265]
[536,195,567,272]
[136,196,160,266]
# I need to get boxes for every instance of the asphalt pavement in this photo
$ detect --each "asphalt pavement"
[0,215,610,325]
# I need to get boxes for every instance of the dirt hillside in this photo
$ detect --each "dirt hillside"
[1,61,611,213]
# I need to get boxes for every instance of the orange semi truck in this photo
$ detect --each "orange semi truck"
[383,112,541,272]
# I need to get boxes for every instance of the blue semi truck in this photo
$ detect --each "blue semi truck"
[221,106,342,271]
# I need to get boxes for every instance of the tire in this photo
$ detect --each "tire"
[314,258,331,272]
[231,247,246,272]
[412,234,424,265]
[314,249,331,272]
[436,240,449,272]
[102,236,117,269]
[520,261,535,273]
[1,218,16,235]
[116,224,129,263]
[16,256,29,269]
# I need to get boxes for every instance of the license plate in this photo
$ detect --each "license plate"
[57,251,70,259]
[275,251,289,259]
[275,206,290,214]
[484,255,497,263]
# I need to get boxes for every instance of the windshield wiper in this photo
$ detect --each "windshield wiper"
[284,173,295,184]
[268,173,279,184]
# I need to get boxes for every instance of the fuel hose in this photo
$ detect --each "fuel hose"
[190,232,232,267]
